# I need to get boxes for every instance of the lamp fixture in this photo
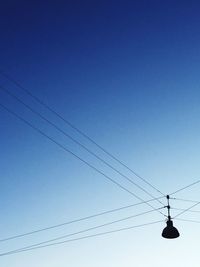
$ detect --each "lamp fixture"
[162,195,180,239]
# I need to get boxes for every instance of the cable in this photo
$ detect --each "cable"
[3,207,164,254]
[0,85,164,206]
[173,201,200,219]
[171,207,200,213]
[171,197,200,204]
[175,218,200,224]
[0,196,164,243]
[0,71,165,197]
[0,220,163,257]
[0,103,166,216]
[169,180,200,195]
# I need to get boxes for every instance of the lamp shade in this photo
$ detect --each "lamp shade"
[162,219,180,239]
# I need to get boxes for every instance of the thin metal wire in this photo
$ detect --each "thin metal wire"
[169,180,200,195]
[3,207,164,254]
[171,197,200,204]
[171,207,200,213]
[0,71,165,197]
[173,201,200,219]
[0,220,164,257]
[175,218,200,224]
[0,196,164,243]
[0,102,166,217]
[0,85,165,206]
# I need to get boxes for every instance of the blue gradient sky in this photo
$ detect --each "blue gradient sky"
[1,1,200,266]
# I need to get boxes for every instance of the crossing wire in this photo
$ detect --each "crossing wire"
[172,207,200,213]
[1,207,164,254]
[175,218,200,224]
[171,197,200,203]
[0,196,164,243]
[0,71,165,197]
[173,201,200,219]
[0,220,164,257]
[169,180,200,195]
[0,102,166,217]
[0,85,165,206]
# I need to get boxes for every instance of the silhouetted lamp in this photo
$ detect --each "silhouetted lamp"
[162,195,180,239]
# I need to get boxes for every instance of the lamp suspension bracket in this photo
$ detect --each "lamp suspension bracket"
[166,194,171,219]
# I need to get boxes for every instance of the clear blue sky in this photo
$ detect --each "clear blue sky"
[1,1,200,266]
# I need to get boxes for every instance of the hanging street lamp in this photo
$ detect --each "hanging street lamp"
[162,195,180,239]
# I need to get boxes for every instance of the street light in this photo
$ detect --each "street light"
[162,195,180,239]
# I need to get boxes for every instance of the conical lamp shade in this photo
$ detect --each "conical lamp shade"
[162,219,180,239]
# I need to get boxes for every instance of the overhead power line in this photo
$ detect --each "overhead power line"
[0,220,163,257]
[175,218,200,224]
[170,180,200,195]
[0,196,164,243]
[173,201,200,219]
[4,208,164,254]
[171,207,200,213]
[0,71,165,197]
[0,102,166,217]
[0,85,164,206]
[171,197,200,204]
